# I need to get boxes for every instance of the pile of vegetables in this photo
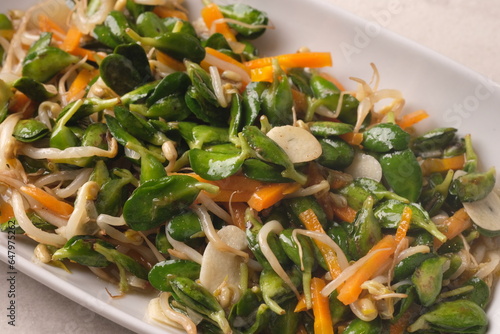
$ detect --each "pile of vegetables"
[0,0,499,333]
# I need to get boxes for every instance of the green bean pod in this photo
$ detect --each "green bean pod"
[241,125,307,185]
[122,175,218,230]
[148,259,201,292]
[168,276,231,334]
[12,77,57,102]
[411,256,447,307]
[362,122,410,153]
[408,300,487,333]
[52,235,114,267]
[379,148,423,202]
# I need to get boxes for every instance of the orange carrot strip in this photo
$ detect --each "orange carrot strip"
[8,91,36,118]
[204,47,250,75]
[172,173,263,202]
[219,177,261,193]
[294,294,308,312]
[66,68,94,102]
[337,235,397,305]
[70,47,97,62]
[299,209,342,279]
[395,206,412,243]
[201,3,237,42]
[176,173,298,208]
[209,189,255,203]
[250,66,273,82]
[61,26,82,52]
[20,186,74,217]
[226,202,249,230]
[311,277,334,334]
[153,7,189,20]
[156,50,186,72]
[0,201,14,224]
[245,52,332,70]
[339,132,364,146]
[38,14,66,41]
[434,208,471,249]
[183,174,265,192]
[247,182,298,211]
[319,71,345,91]
[397,109,429,129]
[332,204,357,223]
[420,154,465,176]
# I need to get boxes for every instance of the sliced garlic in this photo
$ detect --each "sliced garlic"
[266,125,322,163]
[344,151,383,182]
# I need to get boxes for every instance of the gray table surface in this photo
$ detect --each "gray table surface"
[1,0,499,333]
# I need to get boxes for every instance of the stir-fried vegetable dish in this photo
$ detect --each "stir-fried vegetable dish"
[1,0,499,333]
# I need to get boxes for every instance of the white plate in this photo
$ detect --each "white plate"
[1,0,500,333]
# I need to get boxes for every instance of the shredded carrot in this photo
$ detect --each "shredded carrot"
[332,204,357,223]
[203,47,251,76]
[0,201,14,224]
[179,173,263,191]
[211,189,255,202]
[434,208,471,249]
[69,47,97,62]
[395,206,412,243]
[294,293,308,312]
[61,26,82,52]
[20,185,74,217]
[311,277,334,334]
[250,65,274,82]
[247,182,300,211]
[420,154,465,176]
[337,235,397,305]
[397,109,429,129]
[156,50,187,72]
[318,71,345,91]
[201,2,237,42]
[38,14,66,41]
[245,52,332,70]
[225,202,248,230]
[174,173,297,208]
[66,68,95,102]
[299,208,342,279]
[153,6,189,20]
[8,91,36,118]
[177,174,257,202]
[339,132,364,146]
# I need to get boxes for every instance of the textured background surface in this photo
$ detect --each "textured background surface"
[1,0,499,333]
